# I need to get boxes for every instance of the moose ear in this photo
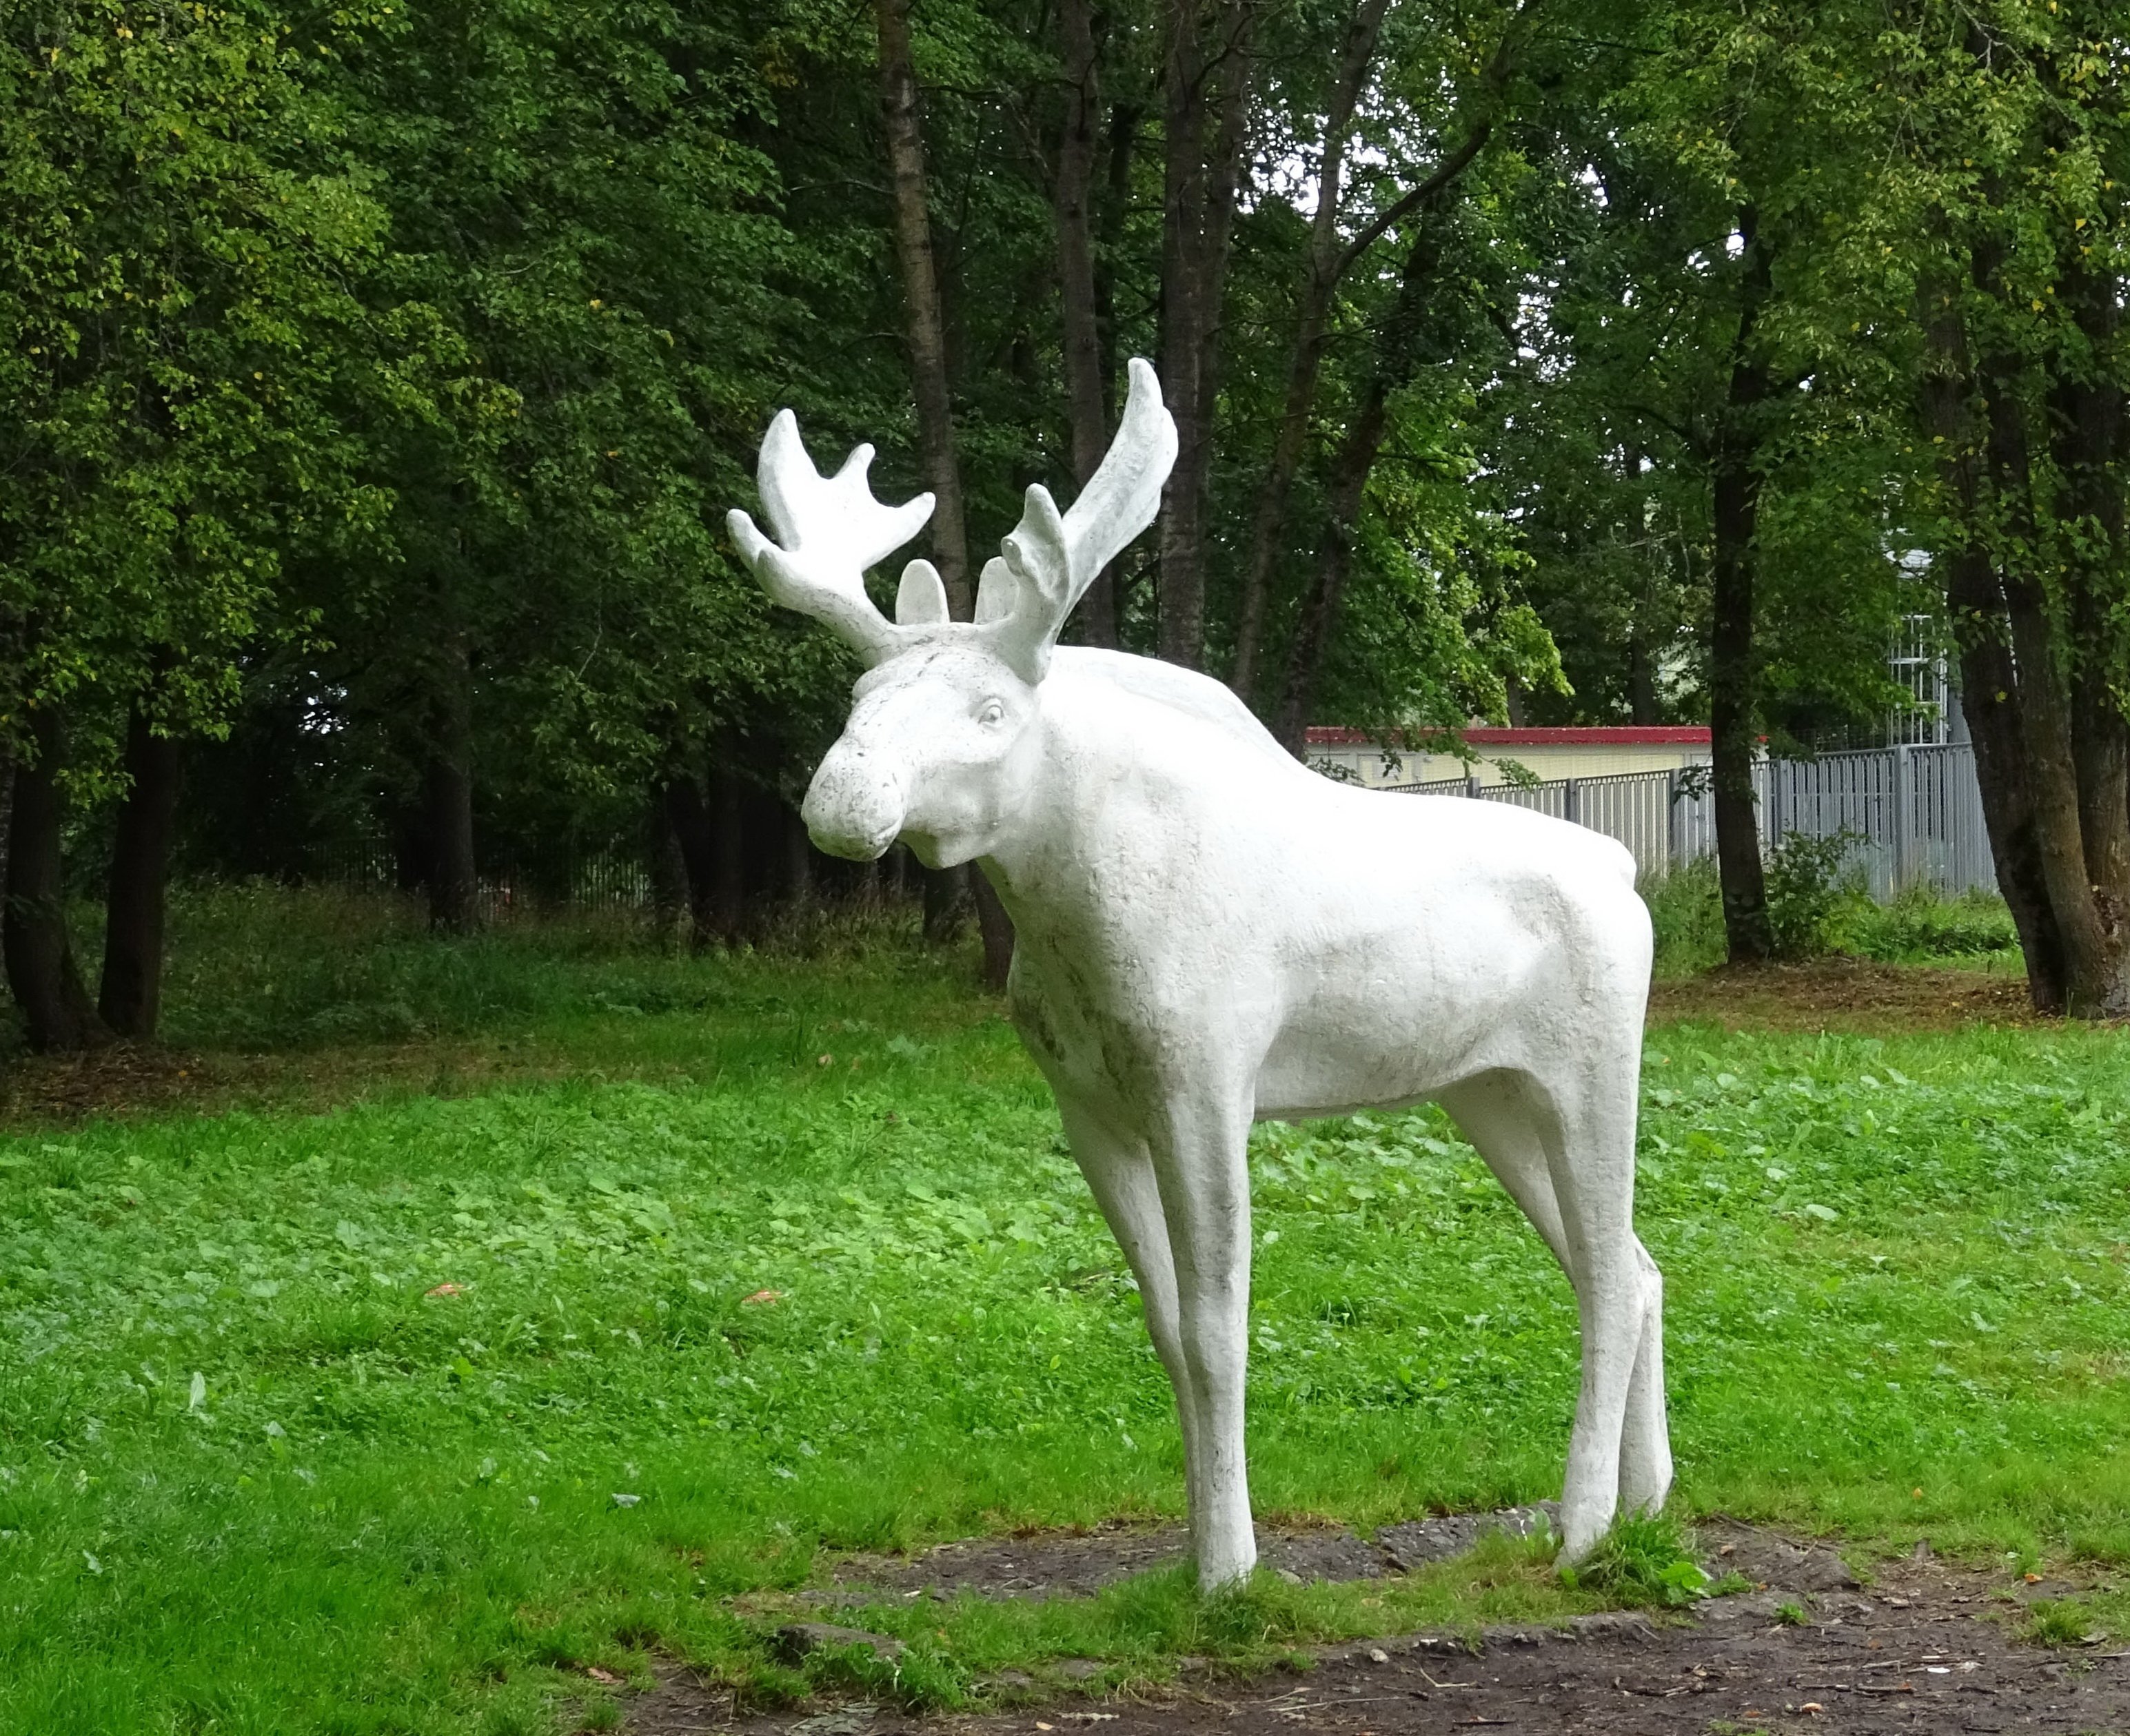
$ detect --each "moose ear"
[895,559,951,626]
[973,555,1017,624]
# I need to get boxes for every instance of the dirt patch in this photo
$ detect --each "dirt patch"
[0,1036,621,1128]
[820,1509,1558,1605]
[0,1041,227,1123]
[632,1520,2128,1736]
[1648,957,2037,1033]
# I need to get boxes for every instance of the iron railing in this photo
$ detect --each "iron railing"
[1385,742,1996,897]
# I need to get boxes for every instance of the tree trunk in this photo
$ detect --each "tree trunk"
[972,868,1014,989]
[392,807,429,894]
[1981,347,2120,1011]
[875,0,971,611]
[1273,375,1390,750]
[1229,0,1392,701]
[877,0,1017,973]
[783,804,814,912]
[1266,95,1509,748]
[1955,591,2067,1010]
[99,705,184,1039]
[647,792,690,947]
[1707,511,1771,965]
[711,758,747,946]
[1095,104,1140,404]
[2052,253,2130,1003]
[1623,445,1661,726]
[1086,103,1142,640]
[1708,212,1774,965]
[1273,191,1464,748]
[663,775,719,950]
[0,748,14,926]
[1156,0,1257,668]
[1996,556,2109,1005]
[4,709,106,1053]
[1055,0,1115,645]
[922,861,968,942]
[425,634,477,932]
[1918,283,2067,1010]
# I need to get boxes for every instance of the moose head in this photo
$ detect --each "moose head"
[726,358,1177,868]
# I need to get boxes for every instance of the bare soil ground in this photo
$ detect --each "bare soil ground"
[818,1507,1560,1604]
[0,1034,634,1125]
[1647,958,2035,1032]
[629,1520,2127,1736]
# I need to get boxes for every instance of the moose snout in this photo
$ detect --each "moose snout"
[802,744,904,860]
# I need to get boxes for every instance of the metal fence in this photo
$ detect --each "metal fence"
[305,841,658,912]
[1387,741,1996,899]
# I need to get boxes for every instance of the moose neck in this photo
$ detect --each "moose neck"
[974,647,1295,934]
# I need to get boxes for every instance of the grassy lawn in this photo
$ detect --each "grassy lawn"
[2,889,2129,1733]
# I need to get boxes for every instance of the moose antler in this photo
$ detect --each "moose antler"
[977,358,1177,680]
[726,411,938,666]
[731,360,1175,677]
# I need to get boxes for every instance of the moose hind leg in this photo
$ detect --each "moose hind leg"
[1545,1076,1650,1564]
[1444,1071,1643,1555]
[1617,1236,1673,1516]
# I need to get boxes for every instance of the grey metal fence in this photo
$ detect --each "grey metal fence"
[305,843,658,912]
[1388,742,1996,899]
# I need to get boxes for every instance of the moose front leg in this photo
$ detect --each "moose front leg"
[1144,1086,1258,1589]
[1055,1094,1198,1482]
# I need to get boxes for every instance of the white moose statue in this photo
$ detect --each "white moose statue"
[727,360,1669,1586]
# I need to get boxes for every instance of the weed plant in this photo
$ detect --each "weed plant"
[1643,861,1730,977]
[1848,889,2020,964]
[1556,1513,1717,1607]
[0,891,2124,1730]
[1642,855,2020,975]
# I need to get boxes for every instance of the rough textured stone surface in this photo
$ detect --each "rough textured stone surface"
[1375,1502,1561,1570]
[731,360,1669,1584]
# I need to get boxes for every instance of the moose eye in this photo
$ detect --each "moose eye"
[977,699,1006,728]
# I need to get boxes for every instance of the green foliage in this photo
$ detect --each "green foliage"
[2025,1598,2094,1647]
[1645,853,2020,974]
[1643,861,1727,977]
[1486,0,1929,739]
[1763,830,1869,961]
[1847,890,2021,965]
[321,0,839,801]
[0,0,396,761]
[1560,1513,1710,1609]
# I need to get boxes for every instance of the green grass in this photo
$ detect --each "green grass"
[1848,886,2021,965]
[1644,857,2022,975]
[2,886,2128,1728]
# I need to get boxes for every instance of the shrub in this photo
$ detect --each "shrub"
[1643,860,1725,977]
[1763,830,1869,960]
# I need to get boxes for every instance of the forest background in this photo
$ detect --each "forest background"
[1,0,2125,1037]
